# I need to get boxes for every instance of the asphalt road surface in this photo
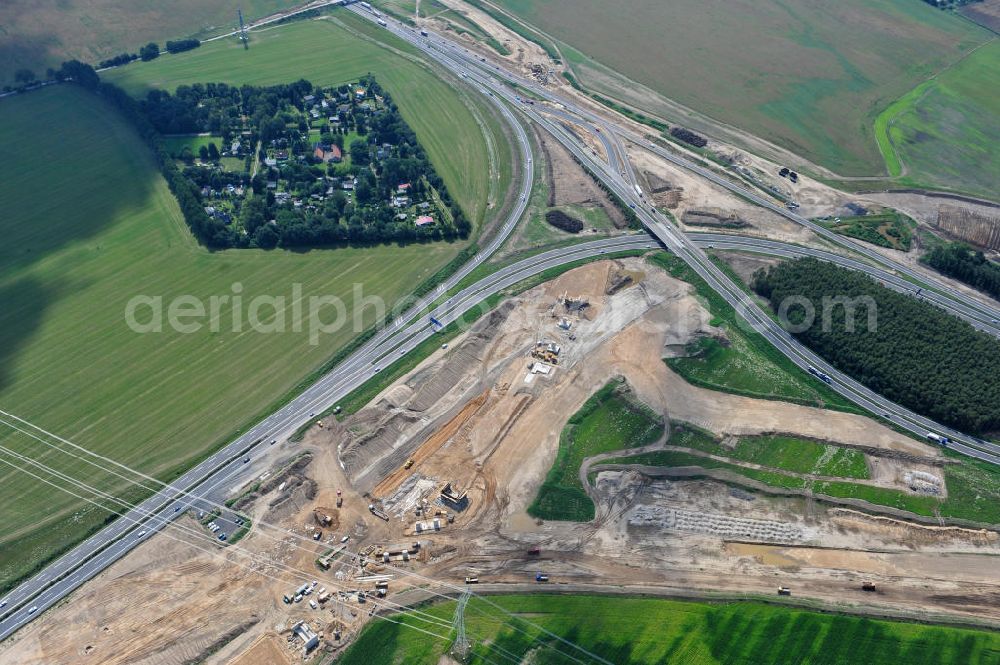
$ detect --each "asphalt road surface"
[3,3,999,640]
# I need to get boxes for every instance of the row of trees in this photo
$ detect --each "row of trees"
[752,258,1000,435]
[165,39,200,54]
[923,242,1000,300]
[93,37,199,70]
[7,32,198,90]
[99,52,138,69]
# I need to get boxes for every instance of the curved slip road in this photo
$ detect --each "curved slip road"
[4,4,1000,639]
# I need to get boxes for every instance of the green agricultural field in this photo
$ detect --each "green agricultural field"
[337,594,1000,664]
[105,11,508,227]
[874,39,1000,200]
[0,0,300,86]
[0,14,507,591]
[492,0,992,180]
[528,379,663,521]
[649,253,862,413]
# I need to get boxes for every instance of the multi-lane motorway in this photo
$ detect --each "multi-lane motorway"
[3,1,1000,640]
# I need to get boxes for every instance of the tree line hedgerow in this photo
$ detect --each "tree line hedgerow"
[752,257,1000,436]
[922,242,1000,300]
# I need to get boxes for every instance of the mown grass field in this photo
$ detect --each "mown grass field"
[0,11,510,591]
[337,594,1000,664]
[874,39,1000,200]
[0,0,302,85]
[528,379,663,521]
[649,253,862,413]
[106,11,508,227]
[492,0,992,181]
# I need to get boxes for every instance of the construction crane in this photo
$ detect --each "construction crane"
[238,9,249,49]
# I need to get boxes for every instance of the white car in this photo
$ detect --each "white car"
[27,606,37,615]
[341,535,350,543]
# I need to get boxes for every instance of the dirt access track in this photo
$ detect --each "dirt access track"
[5,259,992,665]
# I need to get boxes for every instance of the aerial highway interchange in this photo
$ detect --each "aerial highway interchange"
[2,1,1000,641]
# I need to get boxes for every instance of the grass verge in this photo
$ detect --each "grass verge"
[648,253,863,413]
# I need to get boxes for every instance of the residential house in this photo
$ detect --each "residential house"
[312,144,343,163]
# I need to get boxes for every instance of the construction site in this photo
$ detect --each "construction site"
[3,255,999,665]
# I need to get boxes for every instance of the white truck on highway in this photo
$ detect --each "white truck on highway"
[926,432,950,446]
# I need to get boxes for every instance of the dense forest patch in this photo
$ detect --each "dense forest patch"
[752,258,1000,435]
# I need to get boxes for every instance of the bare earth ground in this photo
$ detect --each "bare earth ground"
[626,147,819,246]
[7,259,997,665]
[961,0,1000,32]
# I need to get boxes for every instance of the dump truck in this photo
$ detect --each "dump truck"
[861,582,877,592]
[369,504,389,521]
[403,458,415,470]
[535,573,549,583]
[465,577,479,584]
[777,587,791,596]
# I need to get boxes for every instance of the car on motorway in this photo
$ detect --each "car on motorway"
[243,455,250,463]
[138,530,147,537]
[27,606,37,615]
[1,600,7,609]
